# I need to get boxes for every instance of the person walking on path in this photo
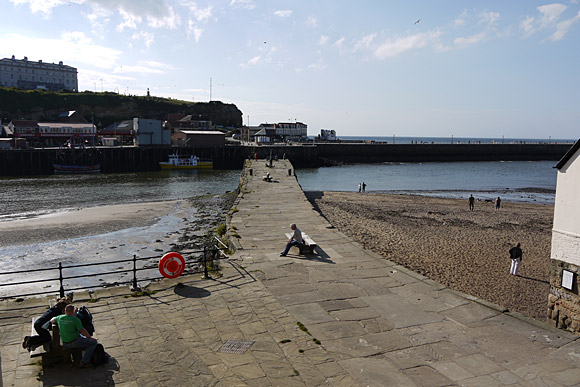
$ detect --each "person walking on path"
[51,304,98,368]
[469,194,475,211]
[495,197,501,211]
[362,182,366,193]
[280,223,303,256]
[509,243,523,275]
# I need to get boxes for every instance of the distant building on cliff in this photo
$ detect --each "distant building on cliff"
[0,55,78,91]
[241,121,308,143]
[548,139,580,333]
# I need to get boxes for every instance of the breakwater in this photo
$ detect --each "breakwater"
[0,142,572,176]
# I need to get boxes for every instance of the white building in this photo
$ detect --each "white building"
[0,55,78,91]
[548,139,580,333]
[133,118,171,146]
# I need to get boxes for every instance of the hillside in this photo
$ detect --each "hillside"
[0,88,243,128]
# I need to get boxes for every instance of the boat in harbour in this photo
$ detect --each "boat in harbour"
[53,139,101,174]
[159,153,213,169]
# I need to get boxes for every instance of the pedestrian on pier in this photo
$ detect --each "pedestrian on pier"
[22,294,73,351]
[280,223,303,257]
[362,182,366,193]
[495,197,501,211]
[469,194,475,211]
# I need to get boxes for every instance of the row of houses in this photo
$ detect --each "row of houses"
[0,111,226,149]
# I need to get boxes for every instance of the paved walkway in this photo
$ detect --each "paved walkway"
[1,158,579,386]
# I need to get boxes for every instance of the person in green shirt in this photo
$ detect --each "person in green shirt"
[51,304,98,367]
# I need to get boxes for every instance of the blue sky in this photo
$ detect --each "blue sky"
[1,0,579,139]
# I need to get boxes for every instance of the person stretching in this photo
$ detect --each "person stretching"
[280,223,303,256]
[51,304,98,368]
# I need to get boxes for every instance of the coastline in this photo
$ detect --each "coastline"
[307,191,553,320]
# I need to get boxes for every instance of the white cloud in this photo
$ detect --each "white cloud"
[479,11,500,27]
[274,10,292,17]
[117,8,141,31]
[333,37,345,49]
[131,31,155,48]
[538,3,567,28]
[520,16,536,37]
[354,33,377,51]
[453,31,487,47]
[307,59,327,70]
[181,1,213,22]
[0,31,122,69]
[9,0,82,16]
[305,15,318,27]
[552,9,580,40]
[242,55,261,67]
[187,20,203,42]
[454,10,467,27]
[230,0,255,10]
[113,62,166,75]
[520,3,578,40]
[318,35,329,45]
[374,31,441,59]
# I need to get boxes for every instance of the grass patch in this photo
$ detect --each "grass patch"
[298,349,305,353]
[230,225,238,230]
[231,207,239,213]
[87,298,100,303]
[125,289,156,298]
[15,298,24,303]
[312,338,321,345]
[296,321,311,336]
[279,339,292,344]
[216,224,227,237]
[293,369,300,376]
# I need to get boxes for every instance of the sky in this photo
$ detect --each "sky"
[1,0,579,139]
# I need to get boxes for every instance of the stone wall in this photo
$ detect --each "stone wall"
[548,259,580,333]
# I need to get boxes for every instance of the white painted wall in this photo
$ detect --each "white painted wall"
[551,149,580,265]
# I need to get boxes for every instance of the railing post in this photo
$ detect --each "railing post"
[131,254,139,291]
[58,262,65,298]
[203,247,209,279]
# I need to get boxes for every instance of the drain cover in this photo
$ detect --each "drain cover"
[219,339,255,354]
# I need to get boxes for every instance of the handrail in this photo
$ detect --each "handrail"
[0,243,229,300]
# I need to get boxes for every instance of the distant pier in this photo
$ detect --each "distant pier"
[0,142,572,176]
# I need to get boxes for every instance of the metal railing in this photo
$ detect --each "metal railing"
[0,238,229,300]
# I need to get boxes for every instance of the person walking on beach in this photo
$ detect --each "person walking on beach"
[509,243,523,276]
[495,197,501,211]
[362,182,366,193]
[358,183,361,193]
[280,223,303,256]
[469,194,475,211]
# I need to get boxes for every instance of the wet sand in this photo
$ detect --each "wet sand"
[307,191,553,320]
[0,201,184,247]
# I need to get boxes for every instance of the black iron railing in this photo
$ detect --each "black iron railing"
[0,238,229,300]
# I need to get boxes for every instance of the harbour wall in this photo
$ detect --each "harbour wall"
[0,143,572,176]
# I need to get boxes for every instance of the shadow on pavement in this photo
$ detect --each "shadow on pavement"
[173,284,211,298]
[40,356,119,386]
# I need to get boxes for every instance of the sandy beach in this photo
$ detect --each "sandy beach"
[307,191,554,321]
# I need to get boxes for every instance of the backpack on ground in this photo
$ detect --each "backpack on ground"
[90,343,109,367]
[76,306,95,336]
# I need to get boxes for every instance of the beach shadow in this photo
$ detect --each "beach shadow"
[517,275,549,284]
[174,284,211,298]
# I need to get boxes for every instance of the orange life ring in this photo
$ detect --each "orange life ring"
[159,252,185,279]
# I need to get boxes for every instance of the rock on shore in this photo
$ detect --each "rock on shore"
[307,191,553,320]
